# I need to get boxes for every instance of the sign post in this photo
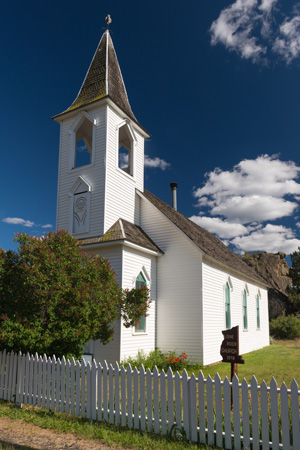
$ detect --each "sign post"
[220,325,245,407]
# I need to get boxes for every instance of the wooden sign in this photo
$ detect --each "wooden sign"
[220,325,245,364]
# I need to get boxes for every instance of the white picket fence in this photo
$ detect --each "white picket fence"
[0,349,299,450]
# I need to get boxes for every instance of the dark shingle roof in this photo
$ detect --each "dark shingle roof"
[142,190,267,285]
[79,218,162,254]
[53,31,147,133]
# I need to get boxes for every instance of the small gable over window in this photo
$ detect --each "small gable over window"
[117,121,136,176]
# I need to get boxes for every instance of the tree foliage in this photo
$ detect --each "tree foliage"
[269,315,300,340]
[287,247,300,314]
[0,231,150,359]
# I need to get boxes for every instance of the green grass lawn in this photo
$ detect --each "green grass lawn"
[196,339,300,386]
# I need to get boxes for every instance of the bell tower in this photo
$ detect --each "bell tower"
[53,21,150,239]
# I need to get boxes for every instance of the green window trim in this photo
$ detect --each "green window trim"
[225,282,231,329]
[256,295,260,329]
[243,289,248,330]
[135,272,146,332]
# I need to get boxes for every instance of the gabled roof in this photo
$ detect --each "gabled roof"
[53,31,146,133]
[79,218,162,254]
[141,190,267,286]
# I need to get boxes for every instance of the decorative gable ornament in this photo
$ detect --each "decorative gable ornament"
[69,176,91,235]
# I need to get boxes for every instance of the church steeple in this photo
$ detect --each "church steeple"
[54,29,141,128]
[55,23,149,240]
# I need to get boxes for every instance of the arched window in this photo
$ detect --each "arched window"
[256,295,260,329]
[75,117,93,167]
[69,112,95,170]
[243,289,248,330]
[117,121,136,177]
[135,272,146,332]
[225,282,231,329]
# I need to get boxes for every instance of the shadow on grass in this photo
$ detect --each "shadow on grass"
[0,441,36,450]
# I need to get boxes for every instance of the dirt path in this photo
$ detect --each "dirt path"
[0,416,123,450]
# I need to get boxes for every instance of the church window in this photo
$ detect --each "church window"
[118,122,135,176]
[225,282,231,329]
[243,289,248,330]
[69,113,95,170]
[135,272,146,332]
[256,294,260,329]
[75,116,93,167]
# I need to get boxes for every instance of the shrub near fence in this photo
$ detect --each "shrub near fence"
[0,349,300,450]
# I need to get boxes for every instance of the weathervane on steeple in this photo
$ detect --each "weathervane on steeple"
[105,15,112,30]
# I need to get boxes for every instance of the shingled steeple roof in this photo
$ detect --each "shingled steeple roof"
[54,30,143,129]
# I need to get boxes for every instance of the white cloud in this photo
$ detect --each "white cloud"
[211,195,297,224]
[211,1,300,64]
[119,152,128,169]
[231,224,300,253]
[76,143,89,153]
[119,153,171,171]
[144,155,171,170]
[273,13,300,63]
[189,215,249,238]
[194,155,300,223]
[2,217,35,227]
[192,155,300,254]
[2,218,53,230]
[210,0,272,62]
[259,0,277,13]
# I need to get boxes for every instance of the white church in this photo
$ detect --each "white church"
[53,28,269,366]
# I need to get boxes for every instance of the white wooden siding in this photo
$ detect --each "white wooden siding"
[104,106,144,232]
[140,199,203,363]
[202,261,269,366]
[120,247,156,361]
[56,106,107,237]
[86,245,123,364]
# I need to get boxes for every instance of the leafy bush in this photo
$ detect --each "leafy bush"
[269,314,300,340]
[0,231,150,359]
[121,349,192,372]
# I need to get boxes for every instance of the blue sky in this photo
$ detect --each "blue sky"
[2,0,300,256]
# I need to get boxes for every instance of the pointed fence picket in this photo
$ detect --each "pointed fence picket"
[1,349,300,450]
[140,365,146,430]
[133,367,139,430]
[91,360,97,421]
[97,362,103,422]
[160,369,167,436]
[146,368,152,432]
[291,379,300,448]
[153,366,159,434]
[241,378,250,449]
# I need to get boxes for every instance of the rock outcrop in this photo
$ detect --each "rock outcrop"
[242,252,291,319]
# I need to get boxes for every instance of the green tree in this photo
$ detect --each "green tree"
[287,246,300,314]
[0,231,150,359]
